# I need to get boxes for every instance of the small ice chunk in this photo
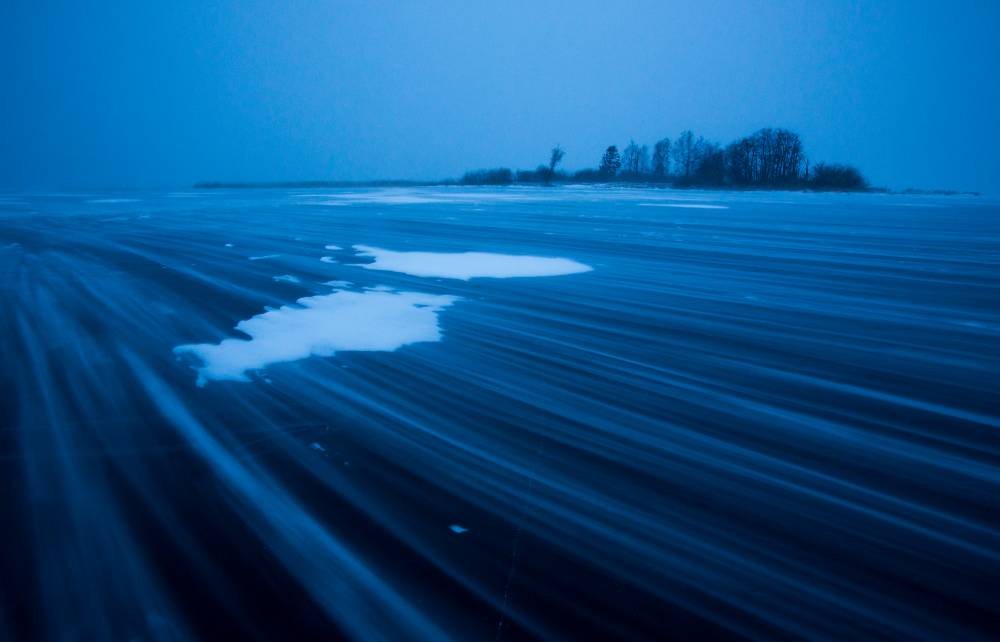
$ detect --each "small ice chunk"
[448,524,469,534]
[325,244,343,250]
[309,442,326,452]
[273,274,301,283]
[249,254,281,261]
[320,256,337,264]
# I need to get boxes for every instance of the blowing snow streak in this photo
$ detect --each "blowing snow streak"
[1,186,998,641]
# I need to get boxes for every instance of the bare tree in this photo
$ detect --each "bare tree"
[723,128,804,185]
[599,145,621,177]
[810,163,866,189]
[619,140,650,178]
[637,144,649,176]
[692,141,725,184]
[673,130,696,178]
[621,140,640,177]
[652,138,671,178]
[546,145,565,184]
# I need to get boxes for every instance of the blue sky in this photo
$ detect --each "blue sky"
[3,0,998,193]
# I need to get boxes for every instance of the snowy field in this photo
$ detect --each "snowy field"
[1,186,999,640]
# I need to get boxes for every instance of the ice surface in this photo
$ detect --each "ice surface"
[304,188,560,207]
[174,289,458,385]
[312,192,450,205]
[638,203,729,209]
[353,245,592,280]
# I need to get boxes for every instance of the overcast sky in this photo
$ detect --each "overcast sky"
[3,0,998,193]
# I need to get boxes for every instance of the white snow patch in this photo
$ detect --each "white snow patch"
[249,254,281,261]
[273,274,301,284]
[320,256,337,264]
[638,203,729,210]
[174,289,458,385]
[352,245,592,280]
[313,192,449,205]
[324,244,343,250]
[323,280,353,288]
[301,188,556,207]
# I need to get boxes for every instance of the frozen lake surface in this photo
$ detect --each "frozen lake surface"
[2,186,999,641]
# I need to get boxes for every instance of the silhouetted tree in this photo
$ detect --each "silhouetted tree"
[455,126,868,191]
[724,128,803,185]
[810,163,867,190]
[673,130,696,178]
[461,168,513,185]
[724,137,755,184]
[620,140,648,177]
[652,138,671,178]
[599,145,621,178]
[545,146,565,184]
[573,168,601,181]
[692,142,725,185]
[515,166,550,183]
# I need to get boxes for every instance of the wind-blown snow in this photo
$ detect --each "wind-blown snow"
[353,245,592,280]
[638,203,729,209]
[174,289,457,385]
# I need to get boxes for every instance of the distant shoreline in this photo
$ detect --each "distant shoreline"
[193,180,978,197]
[193,127,984,196]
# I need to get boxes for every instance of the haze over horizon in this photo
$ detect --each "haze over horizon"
[3,0,999,194]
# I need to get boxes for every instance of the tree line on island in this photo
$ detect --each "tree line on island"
[460,128,868,190]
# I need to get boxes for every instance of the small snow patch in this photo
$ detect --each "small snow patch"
[638,203,729,210]
[353,245,592,280]
[174,289,458,385]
